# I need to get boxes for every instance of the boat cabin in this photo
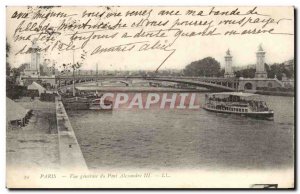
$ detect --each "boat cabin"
[204,92,270,113]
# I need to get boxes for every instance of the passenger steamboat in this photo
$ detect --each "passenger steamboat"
[203,92,274,120]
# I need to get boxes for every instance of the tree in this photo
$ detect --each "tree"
[234,67,256,78]
[266,63,294,80]
[183,57,221,77]
[6,40,10,76]
[234,61,294,80]
[6,40,10,57]
[9,63,29,77]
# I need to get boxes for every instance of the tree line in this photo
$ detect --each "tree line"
[183,57,294,80]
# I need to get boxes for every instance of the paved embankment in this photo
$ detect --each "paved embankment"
[7,98,59,169]
[55,97,88,170]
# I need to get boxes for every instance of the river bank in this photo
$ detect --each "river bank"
[74,86,294,97]
[255,90,294,97]
[6,98,60,169]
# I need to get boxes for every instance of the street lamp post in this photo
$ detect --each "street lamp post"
[72,50,76,97]
[96,63,98,87]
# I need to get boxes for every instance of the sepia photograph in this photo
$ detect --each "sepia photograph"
[5,5,295,188]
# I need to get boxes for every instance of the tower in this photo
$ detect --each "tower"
[224,49,234,78]
[255,44,267,78]
[24,38,40,76]
[30,38,40,75]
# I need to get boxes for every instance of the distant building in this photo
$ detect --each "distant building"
[224,49,234,78]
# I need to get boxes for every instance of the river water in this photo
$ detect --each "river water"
[67,93,294,170]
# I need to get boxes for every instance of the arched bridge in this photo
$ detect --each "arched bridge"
[145,77,237,91]
[20,75,239,91]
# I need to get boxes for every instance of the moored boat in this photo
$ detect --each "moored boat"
[89,98,113,110]
[203,92,274,120]
[62,97,90,110]
[62,96,113,110]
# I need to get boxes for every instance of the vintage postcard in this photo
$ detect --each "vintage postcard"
[6,6,295,188]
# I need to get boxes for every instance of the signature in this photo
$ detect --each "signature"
[90,40,176,71]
